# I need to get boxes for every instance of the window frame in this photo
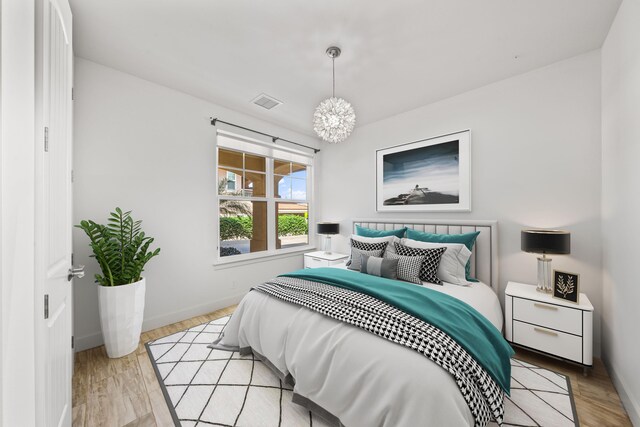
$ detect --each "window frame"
[214,130,315,265]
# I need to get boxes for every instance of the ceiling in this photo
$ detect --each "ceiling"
[70,0,621,137]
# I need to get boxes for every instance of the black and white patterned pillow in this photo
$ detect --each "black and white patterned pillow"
[395,243,446,285]
[384,252,424,284]
[347,239,389,266]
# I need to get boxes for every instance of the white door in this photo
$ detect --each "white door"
[37,0,76,426]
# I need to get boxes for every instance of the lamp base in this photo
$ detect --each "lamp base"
[536,256,553,293]
[323,235,332,255]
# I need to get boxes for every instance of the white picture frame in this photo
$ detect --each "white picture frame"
[376,130,471,212]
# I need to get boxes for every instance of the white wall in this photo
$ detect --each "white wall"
[601,0,640,424]
[0,0,37,424]
[73,58,319,350]
[317,51,603,355]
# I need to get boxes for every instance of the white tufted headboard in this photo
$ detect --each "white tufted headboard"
[352,219,499,293]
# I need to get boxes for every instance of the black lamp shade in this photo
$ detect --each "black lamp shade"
[317,222,340,235]
[521,229,570,255]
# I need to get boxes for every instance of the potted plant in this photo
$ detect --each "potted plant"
[76,208,160,358]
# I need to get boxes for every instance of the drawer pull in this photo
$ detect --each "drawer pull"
[534,303,558,310]
[311,257,322,261]
[534,327,558,336]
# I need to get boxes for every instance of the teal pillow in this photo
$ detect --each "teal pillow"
[355,225,407,238]
[406,229,481,282]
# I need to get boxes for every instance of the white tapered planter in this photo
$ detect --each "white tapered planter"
[98,278,146,358]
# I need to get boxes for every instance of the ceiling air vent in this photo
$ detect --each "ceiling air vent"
[251,93,282,110]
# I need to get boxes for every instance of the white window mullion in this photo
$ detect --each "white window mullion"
[214,145,220,257]
[219,196,269,202]
[307,164,314,249]
[266,158,276,252]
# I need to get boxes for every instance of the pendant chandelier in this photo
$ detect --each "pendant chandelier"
[313,46,356,143]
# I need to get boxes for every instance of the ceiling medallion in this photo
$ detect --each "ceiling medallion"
[313,46,356,143]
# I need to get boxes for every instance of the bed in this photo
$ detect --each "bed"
[213,219,511,427]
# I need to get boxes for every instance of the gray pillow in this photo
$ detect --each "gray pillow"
[360,255,399,280]
[348,247,385,271]
[347,239,389,267]
[384,252,424,284]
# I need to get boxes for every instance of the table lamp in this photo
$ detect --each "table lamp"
[521,229,571,293]
[317,223,340,254]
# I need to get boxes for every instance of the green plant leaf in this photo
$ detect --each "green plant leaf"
[76,208,160,286]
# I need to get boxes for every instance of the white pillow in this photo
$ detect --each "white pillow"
[401,238,471,285]
[351,234,400,256]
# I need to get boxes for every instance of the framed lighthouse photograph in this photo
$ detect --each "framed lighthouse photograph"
[376,130,471,212]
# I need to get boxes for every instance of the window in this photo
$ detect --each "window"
[226,171,236,191]
[215,131,313,262]
[274,160,309,250]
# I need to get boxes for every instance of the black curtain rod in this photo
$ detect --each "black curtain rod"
[210,118,320,154]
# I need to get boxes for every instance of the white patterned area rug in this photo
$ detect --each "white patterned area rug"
[146,316,579,427]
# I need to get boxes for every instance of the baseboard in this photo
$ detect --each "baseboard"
[140,293,244,332]
[604,358,640,426]
[75,331,104,352]
[74,292,245,352]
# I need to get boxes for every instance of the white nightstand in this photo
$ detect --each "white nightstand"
[304,251,348,269]
[505,281,594,373]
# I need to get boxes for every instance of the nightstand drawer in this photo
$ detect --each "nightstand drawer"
[513,298,582,335]
[513,321,582,363]
[304,256,330,268]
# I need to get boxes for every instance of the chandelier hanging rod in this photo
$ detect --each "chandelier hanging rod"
[332,56,335,97]
[211,118,320,154]
[326,46,341,98]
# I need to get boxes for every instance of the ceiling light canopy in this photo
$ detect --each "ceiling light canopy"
[313,46,356,144]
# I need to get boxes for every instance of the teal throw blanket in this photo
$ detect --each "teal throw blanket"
[280,267,514,393]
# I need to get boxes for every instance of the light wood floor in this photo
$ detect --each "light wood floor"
[72,306,632,427]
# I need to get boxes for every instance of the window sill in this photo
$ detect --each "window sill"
[213,245,316,270]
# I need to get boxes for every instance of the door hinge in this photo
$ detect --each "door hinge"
[71,253,74,264]
[44,294,49,319]
[71,169,74,182]
[71,87,74,101]
[44,127,49,152]
[72,336,75,349]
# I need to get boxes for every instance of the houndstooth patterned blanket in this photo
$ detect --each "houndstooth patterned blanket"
[253,277,505,427]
